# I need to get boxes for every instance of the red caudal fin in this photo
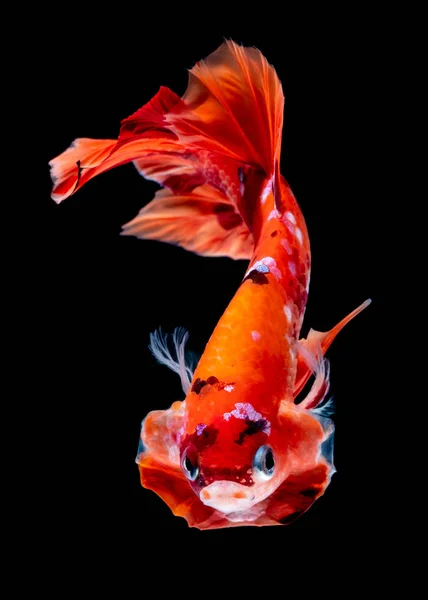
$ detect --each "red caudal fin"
[167,39,284,173]
[49,42,284,259]
[293,299,372,400]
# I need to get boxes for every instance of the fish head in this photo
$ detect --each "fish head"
[137,400,335,529]
[179,408,288,515]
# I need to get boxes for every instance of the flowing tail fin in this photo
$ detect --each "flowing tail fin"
[48,41,284,260]
[167,40,284,172]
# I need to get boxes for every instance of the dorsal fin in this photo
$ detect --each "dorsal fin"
[294,299,372,399]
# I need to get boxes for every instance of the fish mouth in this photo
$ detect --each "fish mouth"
[200,481,256,514]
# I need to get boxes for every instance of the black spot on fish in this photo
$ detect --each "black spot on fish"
[192,376,234,394]
[184,425,219,453]
[72,160,83,193]
[271,230,279,237]
[300,488,319,498]
[235,419,267,445]
[273,160,282,211]
[198,426,218,448]
[244,270,269,285]
[191,378,207,394]
[279,511,303,525]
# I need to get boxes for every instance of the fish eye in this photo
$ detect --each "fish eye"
[181,448,199,481]
[253,445,275,480]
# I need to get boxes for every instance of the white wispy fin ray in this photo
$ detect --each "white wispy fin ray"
[311,396,335,418]
[149,327,198,394]
[296,342,331,411]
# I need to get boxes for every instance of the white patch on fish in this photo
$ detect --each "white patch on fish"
[196,423,207,436]
[260,256,282,281]
[283,215,295,235]
[261,178,272,204]
[280,238,293,256]
[268,208,281,221]
[256,263,270,273]
[284,211,296,224]
[283,305,292,322]
[223,404,272,435]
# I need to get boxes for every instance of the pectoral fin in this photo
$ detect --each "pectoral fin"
[265,463,330,525]
[137,403,230,529]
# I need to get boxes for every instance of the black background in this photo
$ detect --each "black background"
[35,10,391,561]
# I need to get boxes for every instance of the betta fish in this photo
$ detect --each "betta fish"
[49,40,370,529]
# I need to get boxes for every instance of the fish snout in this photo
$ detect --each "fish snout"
[200,481,255,513]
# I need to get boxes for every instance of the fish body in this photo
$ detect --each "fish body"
[49,41,370,529]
